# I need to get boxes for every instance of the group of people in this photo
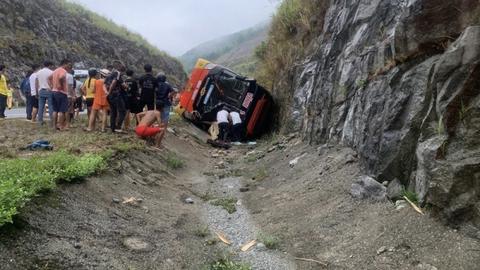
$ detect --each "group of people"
[13,60,175,147]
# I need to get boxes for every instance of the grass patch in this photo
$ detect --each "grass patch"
[200,192,217,202]
[211,197,238,214]
[0,151,105,226]
[402,190,419,204]
[203,256,251,270]
[252,167,269,181]
[193,226,210,238]
[258,233,281,250]
[165,153,185,169]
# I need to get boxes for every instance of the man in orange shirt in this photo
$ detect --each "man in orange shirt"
[48,59,72,130]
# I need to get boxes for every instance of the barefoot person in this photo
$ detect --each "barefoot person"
[135,110,164,147]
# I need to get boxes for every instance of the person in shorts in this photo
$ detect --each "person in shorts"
[155,72,174,145]
[124,69,141,129]
[29,65,40,122]
[135,110,164,148]
[48,59,72,130]
[86,69,110,132]
[82,68,97,120]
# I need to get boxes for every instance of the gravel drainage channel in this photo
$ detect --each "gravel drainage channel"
[200,176,296,270]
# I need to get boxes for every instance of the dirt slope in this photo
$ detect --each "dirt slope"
[0,120,479,269]
[0,122,218,269]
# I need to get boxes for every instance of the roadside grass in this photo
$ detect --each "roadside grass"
[0,151,105,226]
[165,153,185,169]
[211,197,238,214]
[203,256,251,270]
[258,233,281,250]
[0,118,148,227]
[252,167,269,181]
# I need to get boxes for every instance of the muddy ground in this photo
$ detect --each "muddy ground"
[0,119,479,269]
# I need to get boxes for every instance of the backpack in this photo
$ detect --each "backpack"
[21,78,30,96]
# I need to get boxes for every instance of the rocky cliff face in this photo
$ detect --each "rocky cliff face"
[0,0,186,88]
[283,0,480,226]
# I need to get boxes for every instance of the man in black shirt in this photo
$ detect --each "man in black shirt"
[106,60,127,133]
[138,64,157,111]
[124,69,140,129]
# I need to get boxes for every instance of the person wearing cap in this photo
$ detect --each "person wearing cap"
[86,69,110,132]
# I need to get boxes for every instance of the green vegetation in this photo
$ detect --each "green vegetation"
[193,226,211,238]
[203,257,251,270]
[254,0,330,125]
[180,22,269,74]
[402,190,419,204]
[211,197,238,214]
[252,167,269,182]
[0,152,105,226]
[165,153,185,169]
[258,233,281,250]
[56,0,168,58]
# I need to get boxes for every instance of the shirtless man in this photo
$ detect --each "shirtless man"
[135,110,164,147]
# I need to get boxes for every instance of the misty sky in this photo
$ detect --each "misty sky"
[69,0,279,56]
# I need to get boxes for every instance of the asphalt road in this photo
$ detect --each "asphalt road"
[5,107,27,119]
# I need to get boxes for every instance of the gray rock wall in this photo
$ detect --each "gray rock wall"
[287,0,480,225]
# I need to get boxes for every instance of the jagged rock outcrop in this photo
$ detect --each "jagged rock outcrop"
[0,0,186,88]
[285,0,480,226]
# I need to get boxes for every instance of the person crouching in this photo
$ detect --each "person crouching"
[216,107,229,143]
[135,110,164,148]
[229,111,243,143]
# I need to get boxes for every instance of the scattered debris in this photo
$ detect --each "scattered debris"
[256,242,266,250]
[387,179,404,200]
[376,246,388,255]
[122,237,149,251]
[416,263,438,270]
[289,154,306,167]
[122,197,143,205]
[185,197,194,204]
[73,242,81,249]
[241,240,257,252]
[239,187,250,193]
[267,146,278,153]
[20,140,54,151]
[214,231,231,245]
[112,198,120,204]
[395,200,408,210]
[345,154,356,164]
[404,196,424,215]
[350,176,387,201]
[294,257,328,267]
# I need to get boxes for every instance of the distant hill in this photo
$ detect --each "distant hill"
[0,0,186,90]
[180,22,269,76]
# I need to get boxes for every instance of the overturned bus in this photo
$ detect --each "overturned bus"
[178,59,273,139]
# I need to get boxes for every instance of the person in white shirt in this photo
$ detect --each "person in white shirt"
[36,61,55,126]
[216,107,229,142]
[229,111,243,143]
[29,65,40,122]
